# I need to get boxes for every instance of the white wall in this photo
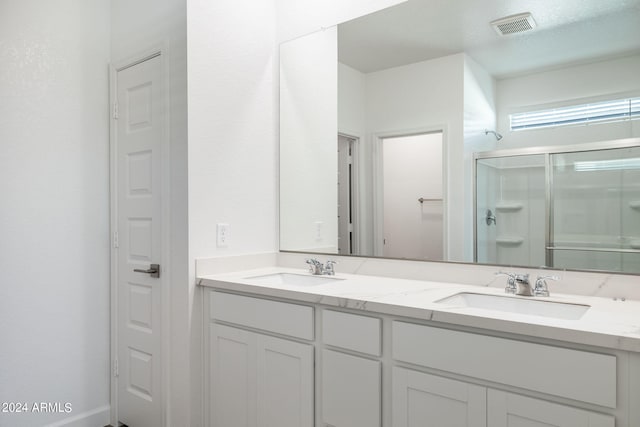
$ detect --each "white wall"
[187,4,278,424]
[280,28,338,252]
[187,0,405,257]
[338,63,366,139]
[363,54,466,260]
[188,0,278,259]
[276,0,405,42]
[111,0,189,425]
[0,1,111,426]
[463,55,497,261]
[337,54,487,260]
[187,0,407,423]
[496,53,640,149]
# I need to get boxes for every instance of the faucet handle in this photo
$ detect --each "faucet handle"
[323,260,337,275]
[496,271,517,294]
[496,271,515,279]
[534,275,559,297]
[305,258,322,274]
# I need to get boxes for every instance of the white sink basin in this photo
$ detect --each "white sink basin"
[435,292,590,320]
[244,272,344,287]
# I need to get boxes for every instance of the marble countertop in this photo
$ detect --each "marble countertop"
[198,266,640,353]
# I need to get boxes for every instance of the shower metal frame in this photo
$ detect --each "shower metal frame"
[473,137,640,267]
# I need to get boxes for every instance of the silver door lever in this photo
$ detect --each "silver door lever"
[134,263,160,278]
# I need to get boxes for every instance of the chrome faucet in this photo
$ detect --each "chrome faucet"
[496,271,517,294]
[533,275,559,297]
[497,272,560,297]
[305,258,323,275]
[496,272,532,296]
[305,258,337,276]
[323,260,337,276]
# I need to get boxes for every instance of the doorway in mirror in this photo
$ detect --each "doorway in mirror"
[378,132,444,260]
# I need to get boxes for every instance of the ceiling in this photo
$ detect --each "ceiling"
[338,0,640,77]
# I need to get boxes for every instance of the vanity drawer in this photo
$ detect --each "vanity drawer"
[392,321,616,408]
[210,291,314,340]
[323,310,381,356]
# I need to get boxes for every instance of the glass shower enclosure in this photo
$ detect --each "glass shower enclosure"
[475,138,640,274]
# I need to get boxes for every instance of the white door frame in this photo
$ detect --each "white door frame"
[337,132,361,255]
[109,44,172,427]
[371,125,449,258]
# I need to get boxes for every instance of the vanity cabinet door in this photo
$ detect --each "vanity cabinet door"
[209,323,314,427]
[256,334,314,427]
[322,349,381,427]
[488,390,614,427]
[210,323,256,427]
[392,366,487,427]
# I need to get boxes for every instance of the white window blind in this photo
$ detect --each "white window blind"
[510,97,640,131]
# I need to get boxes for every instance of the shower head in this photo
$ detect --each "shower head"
[485,129,503,141]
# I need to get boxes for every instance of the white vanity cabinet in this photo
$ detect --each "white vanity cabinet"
[203,287,634,427]
[206,291,314,427]
[392,366,487,427]
[487,390,614,427]
[391,366,614,427]
[392,321,616,427]
[321,310,382,427]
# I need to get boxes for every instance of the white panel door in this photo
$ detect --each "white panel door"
[322,349,381,427]
[382,132,443,260]
[256,334,314,427]
[392,367,486,427]
[210,324,256,427]
[487,390,614,427]
[116,54,164,427]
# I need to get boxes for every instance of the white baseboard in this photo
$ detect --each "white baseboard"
[44,405,110,427]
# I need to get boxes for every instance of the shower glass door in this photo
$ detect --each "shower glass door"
[476,154,546,267]
[550,146,640,273]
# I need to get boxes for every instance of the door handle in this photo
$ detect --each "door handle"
[134,263,160,278]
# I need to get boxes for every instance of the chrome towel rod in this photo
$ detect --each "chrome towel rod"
[418,198,443,203]
[547,246,640,254]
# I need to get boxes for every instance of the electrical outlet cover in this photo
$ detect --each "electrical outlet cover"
[217,223,230,247]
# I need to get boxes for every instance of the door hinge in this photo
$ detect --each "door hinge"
[112,102,119,119]
[113,359,119,377]
[113,231,119,249]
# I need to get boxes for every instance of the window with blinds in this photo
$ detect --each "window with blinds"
[510,97,640,131]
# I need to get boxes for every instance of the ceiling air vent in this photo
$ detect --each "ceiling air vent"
[491,12,536,36]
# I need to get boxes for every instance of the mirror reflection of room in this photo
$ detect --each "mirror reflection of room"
[279,0,640,274]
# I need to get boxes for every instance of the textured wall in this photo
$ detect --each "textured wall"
[0,1,111,426]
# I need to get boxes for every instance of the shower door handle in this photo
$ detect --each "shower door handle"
[485,209,496,225]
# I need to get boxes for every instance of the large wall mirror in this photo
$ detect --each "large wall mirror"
[280,0,640,274]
